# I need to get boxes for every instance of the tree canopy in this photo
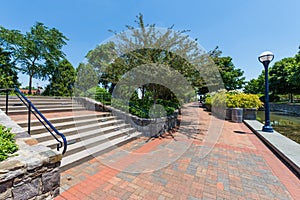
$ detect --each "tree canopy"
[85,14,220,103]
[43,59,75,97]
[243,72,264,94]
[0,47,19,89]
[208,47,245,91]
[0,22,68,94]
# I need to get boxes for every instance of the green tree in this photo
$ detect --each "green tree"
[244,72,264,94]
[43,59,75,97]
[87,14,208,102]
[0,48,19,88]
[269,57,298,102]
[74,63,98,96]
[208,47,245,91]
[0,22,68,94]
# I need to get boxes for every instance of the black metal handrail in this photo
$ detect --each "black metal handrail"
[1,88,67,155]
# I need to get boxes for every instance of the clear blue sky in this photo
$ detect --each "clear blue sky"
[1,0,300,87]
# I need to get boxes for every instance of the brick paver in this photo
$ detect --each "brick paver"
[56,102,300,200]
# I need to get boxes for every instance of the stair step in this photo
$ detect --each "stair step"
[0,95,72,100]
[6,107,85,115]
[46,127,135,156]
[31,119,126,139]
[17,112,111,127]
[27,116,117,134]
[60,131,141,171]
[0,100,77,106]
[37,123,133,148]
[1,104,82,111]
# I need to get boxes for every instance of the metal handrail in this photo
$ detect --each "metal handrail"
[2,88,67,155]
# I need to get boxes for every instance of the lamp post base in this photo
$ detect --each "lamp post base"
[262,125,274,132]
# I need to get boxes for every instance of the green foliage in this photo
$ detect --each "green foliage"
[269,57,297,95]
[74,63,98,96]
[208,47,246,91]
[112,90,179,119]
[0,125,18,161]
[0,22,68,94]
[0,48,19,88]
[86,86,112,104]
[259,94,280,103]
[204,96,212,106]
[244,73,264,94]
[206,90,262,109]
[43,59,75,97]
[86,14,203,101]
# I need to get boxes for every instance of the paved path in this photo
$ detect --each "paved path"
[55,103,300,200]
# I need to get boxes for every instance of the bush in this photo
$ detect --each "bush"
[205,90,263,109]
[86,86,112,105]
[0,125,18,161]
[112,94,179,119]
[259,94,280,103]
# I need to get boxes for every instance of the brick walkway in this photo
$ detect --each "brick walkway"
[55,103,300,200]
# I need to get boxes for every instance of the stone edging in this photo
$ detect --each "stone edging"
[243,119,300,178]
[0,109,62,200]
[74,97,179,137]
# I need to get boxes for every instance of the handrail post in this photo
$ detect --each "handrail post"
[5,89,9,115]
[28,103,31,135]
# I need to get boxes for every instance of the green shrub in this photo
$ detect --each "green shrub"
[0,125,18,161]
[204,96,212,106]
[206,90,263,109]
[86,86,112,105]
[259,94,280,103]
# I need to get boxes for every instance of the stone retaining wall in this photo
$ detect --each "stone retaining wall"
[74,97,179,137]
[0,109,62,200]
[270,103,300,115]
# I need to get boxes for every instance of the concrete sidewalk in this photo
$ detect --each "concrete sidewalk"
[55,102,300,200]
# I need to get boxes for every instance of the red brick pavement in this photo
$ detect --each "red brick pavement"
[54,103,300,200]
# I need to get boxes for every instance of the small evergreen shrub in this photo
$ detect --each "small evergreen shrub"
[0,125,18,161]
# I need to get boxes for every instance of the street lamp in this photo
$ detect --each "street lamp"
[258,51,274,132]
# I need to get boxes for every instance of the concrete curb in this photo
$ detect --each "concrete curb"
[244,119,300,178]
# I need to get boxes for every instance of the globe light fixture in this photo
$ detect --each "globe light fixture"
[258,51,274,132]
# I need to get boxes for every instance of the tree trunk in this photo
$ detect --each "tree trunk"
[29,74,33,95]
[290,93,294,103]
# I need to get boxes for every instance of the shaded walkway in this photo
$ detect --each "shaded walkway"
[56,102,300,200]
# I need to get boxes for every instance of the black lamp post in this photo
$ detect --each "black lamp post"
[258,51,274,132]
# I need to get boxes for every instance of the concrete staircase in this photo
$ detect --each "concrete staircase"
[0,95,141,171]
[0,96,84,115]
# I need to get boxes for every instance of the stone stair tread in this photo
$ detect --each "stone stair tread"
[38,124,133,148]
[17,112,111,126]
[6,107,85,114]
[39,125,134,150]
[24,116,116,131]
[31,119,125,138]
[1,104,81,109]
[61,131,141,168]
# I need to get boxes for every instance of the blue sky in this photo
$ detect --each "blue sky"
[1,0,300,87]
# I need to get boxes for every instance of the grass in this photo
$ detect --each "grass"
[257,111,300,144]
